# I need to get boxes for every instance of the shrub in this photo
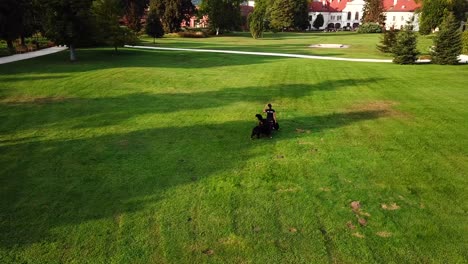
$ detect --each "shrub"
[177,31,208,38]
[462,30,468,54]
[357,23,382,33]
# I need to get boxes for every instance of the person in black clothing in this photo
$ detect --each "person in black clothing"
[251,114,272,139]
[263,103,279,130]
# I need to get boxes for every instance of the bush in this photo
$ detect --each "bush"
[462,30,468,54]
[357,23,382,33]
[377,27,398,53]
[177,31,208,38]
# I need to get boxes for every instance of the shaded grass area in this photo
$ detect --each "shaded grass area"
[0,48,467,263]
[140,31,435,59]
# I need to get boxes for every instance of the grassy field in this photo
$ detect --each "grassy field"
[141,31,435,59]
[0,38,467,263]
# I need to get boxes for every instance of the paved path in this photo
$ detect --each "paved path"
[0,46,67,65]
[125,45,468,64]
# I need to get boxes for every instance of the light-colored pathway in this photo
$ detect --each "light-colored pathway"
[125,45,468,64]
[0,46,67,65]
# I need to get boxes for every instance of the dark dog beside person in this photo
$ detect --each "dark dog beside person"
[251,114,272,139]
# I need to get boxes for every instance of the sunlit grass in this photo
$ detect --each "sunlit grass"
[0,44,467,263]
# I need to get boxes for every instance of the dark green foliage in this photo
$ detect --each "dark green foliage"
[293,0,309,30]
[431,12,462,65]
[377,27,398,53]
[313,14,324,30]
[0,0,42,50]
[392,20,419,64]
[419,0,467,35]
[145,7,164,42]
[362,0,385,24]
[93,0,130,52]
[122,0,149,32]
[249,10,264,39]
[200,0,242,35]
[462,30,468,54]
[357,23,382,33]
[42,0,96,60]
[269,0,295,31]
[152,0,194,33]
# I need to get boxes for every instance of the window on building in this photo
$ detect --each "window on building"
[393,16,396,21]
[355,12,359,20]
[331,16,335,20]
[401,16,404,21]
[309,15,313,21]
[347,12,351,20]
[337,15,342,20]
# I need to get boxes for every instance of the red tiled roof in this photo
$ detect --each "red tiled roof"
[309,0,420,12]
[383,0,420,12]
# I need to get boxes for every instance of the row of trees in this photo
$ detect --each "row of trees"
[378,12,463,65]
[0,0,198,60]
[249,0,309,39]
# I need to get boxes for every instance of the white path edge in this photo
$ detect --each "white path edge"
[0,46,67,65]
[125,45,468,64]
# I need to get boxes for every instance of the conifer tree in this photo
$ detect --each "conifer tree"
[313,14,324,29]
[431,12,462,65]
[377,26,397,53]
[145,7,164,43]
[392,19,419,64]
[269,0,295,31]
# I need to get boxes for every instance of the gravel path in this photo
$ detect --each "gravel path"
[125,45,468,64]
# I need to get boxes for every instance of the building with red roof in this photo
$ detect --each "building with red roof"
[308,0,421,31]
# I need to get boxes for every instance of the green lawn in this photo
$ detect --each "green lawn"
[141,31,435,59]
[0,41,467,263]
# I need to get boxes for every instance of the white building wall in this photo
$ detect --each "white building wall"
[384,12,419,31]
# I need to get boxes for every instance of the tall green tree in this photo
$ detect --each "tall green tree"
[431,12,462,64]
[313,14,324,30]
[293,0,309,30]
[145,6,164,42]
[392,19,419,64]
[200,0,242,35]
[269,0,295,31]
[42,0,96,61]
[122,0,149,32]
[248,0,272,38]
[94,0,137,52]
[418,0,467,35]
[152,0,194,33]
[362,0,385,25]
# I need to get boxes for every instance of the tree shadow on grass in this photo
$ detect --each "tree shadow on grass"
[0,78,383,134]
[0,108,390,250]
[0,48,283,75]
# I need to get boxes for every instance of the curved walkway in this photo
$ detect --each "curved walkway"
[0,46,67,65]
[125,45,393,63]
[125,45,468,64]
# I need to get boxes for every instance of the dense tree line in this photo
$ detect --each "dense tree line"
[418,0,467,35]
[248,0,309,38]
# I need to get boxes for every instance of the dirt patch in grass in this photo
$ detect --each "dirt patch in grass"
[295,128,311,134]
[350,201,361,213]
[347,100,410,119]
[288,227,298,233]
[352,232,365,238]
[376,231,392,237]
[1,96,71,105]
[381,203,400,210]
[346,221,356,230]
[202,249,214,255]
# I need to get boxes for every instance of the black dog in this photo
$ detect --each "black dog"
[251,114,272,139]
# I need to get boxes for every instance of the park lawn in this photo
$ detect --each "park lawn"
[141,31,435,59]
[0,47,467,263]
